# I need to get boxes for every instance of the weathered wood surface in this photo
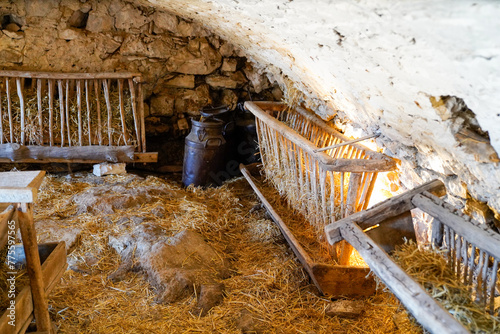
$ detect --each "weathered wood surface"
[365,211,415,253]
[17,203,51,333]
[314,134,379,153]
[16,78,25,145]
[412,192,500,260]
[340,223,469,334]
[0,70,141,80]
[325,179,445,244]
[0,171,45,203]
[245,102,396,172]
[240,164,376,298]
[0,241,67,334]
[0,144,135,163]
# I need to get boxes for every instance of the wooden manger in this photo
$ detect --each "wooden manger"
[244,101,397,264]
[0,71,157,164]
[325,179,500,334]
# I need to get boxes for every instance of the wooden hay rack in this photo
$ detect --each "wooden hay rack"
[0,70,157,164]
[325,179,500,334]
[244,101,396,263]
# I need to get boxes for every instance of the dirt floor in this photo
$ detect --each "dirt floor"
[19,170,422,333]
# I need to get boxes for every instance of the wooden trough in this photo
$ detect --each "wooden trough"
[325,179,500,334]
[0,70,157,164]
[244,101,396,264]
[240,164,376,298]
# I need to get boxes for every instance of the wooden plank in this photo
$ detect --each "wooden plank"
[117,79,128,145]
[311,264,376,298]
[325,179,445,244]
[0,241,66,334]
[412,193,500,260]
[17,203,52,332]
[0,70,141,80]
[0,144,135,164]
[16,78,25,145]
[137,81,146,152]
[65,80,71,146]
[85,80,92,145]
[95,79,102,146]
[133,152,158,163]
[340,222,468,334]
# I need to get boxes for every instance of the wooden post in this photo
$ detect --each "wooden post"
[37,79,43,145]
[58,80,65,147]
[76,80,83,146]
[17,203,52,333]
[117,79,128,145]
[48,80,54,146]
[95,79,102,146]
[337,172,362,264]
[137,80,146,152]
[0,86,2,145]
[6,78,13,143]
[16,78,25,145]
[128,78,140,151]
[85,80,92,145]
[103,79,112,146]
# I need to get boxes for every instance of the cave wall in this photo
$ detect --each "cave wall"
[0,0,281,141]
[146,0,500,219]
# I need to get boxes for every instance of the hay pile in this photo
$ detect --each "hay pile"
[393,242,500,333]
[0,81,137,147]
[16,172,422,333]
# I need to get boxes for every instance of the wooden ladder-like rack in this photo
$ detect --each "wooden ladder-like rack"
[0,70,157,163]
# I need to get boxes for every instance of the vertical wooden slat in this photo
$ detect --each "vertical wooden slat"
[37,79,43,145]
[117,79,128,145]
[431,218,444,248]
[65,80,71,146]
[489,259,498,313]
[76,80,83,146]
[58,80,65,147]
[6,78,13,143]
[95,79,102,146]
[16,78,25,145]
[481,252,489,306]
[128,78,140,151]
[456,236,462,281]
[48,79,54,146]
[0,85,3,144]
[444,226,451,260]
[468,245,476,289]
[362,172,378,211]
[137,80,146,152]
[102,79,112,146]
[85,80,92,145]
[476,250,486,303]
[462,240,469,284]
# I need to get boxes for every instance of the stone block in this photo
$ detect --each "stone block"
[176,20,209,37]
[243,64,270,93]
[68,10,88,28]
[219,42,235,57]
[174,84,212,116]
[151,93,175,116]
[206,71,247,89]
[164,75,195,89]
[220,89,238,110]
[86,13,114,33]
[121,35,174,59]
[114,4,149,31]
[153,11,177,34]
[58,28,82,41]
[221,58,238,72]
[166,37,221,75]
[93,163,127,177]
[325,300,365,319]
[4,23,21,32]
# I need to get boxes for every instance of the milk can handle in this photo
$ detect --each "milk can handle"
[205,138,223,147]
[197,128,207,141]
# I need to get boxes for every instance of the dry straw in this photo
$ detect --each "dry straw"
[0,172,422,333]
[393,241,500,333]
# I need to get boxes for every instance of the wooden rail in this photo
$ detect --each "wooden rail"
[0,70,156,163]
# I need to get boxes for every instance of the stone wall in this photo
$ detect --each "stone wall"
[0,0,281,140]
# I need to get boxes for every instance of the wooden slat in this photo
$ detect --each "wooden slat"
[103,79,112,146]
[48,80,54,146]
[6,78,13,142]
[340,223,469,334]
[85,80,92,145]
[128,78,140,151]
[58,80,65,147]
[16,78,25,145]
[37,79,43,145]
[76,80,83,146]
[117,79,128,145]
[95,79,102,146]
[137,80,146,152]
[65,80,71,146]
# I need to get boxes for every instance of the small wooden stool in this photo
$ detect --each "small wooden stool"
[0,171,54,333]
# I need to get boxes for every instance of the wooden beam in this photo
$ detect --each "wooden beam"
[133,152,158,163]
[0,144,135,163]
[0,70,141,80]
[0,204,15,249]
[340,223,468,334]
[314,134,379,153]
[325,179,445,244]
[412,193,500,260]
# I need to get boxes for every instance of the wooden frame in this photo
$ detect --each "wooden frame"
[0,70,157,164]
